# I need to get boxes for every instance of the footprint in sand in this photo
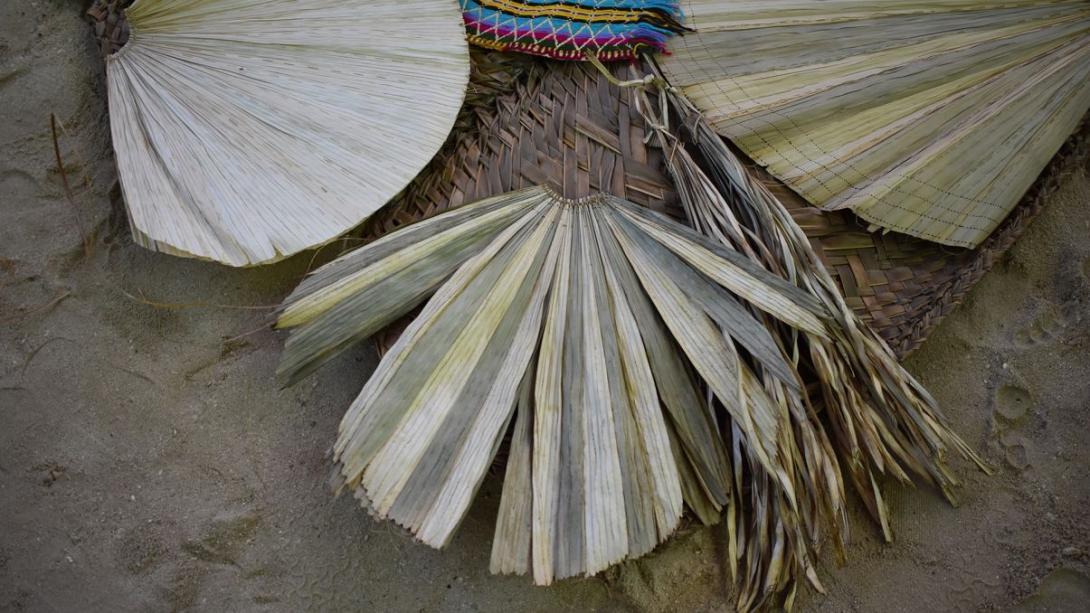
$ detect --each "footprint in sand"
[1015,256,1090,349]
[995,385,1031,422]
[999,431,1030,471]
[993,384,1033,471]
[1013,300,1082,349]
[1013,568,1090,612]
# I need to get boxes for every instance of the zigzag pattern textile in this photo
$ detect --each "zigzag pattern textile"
[461,0,687,60]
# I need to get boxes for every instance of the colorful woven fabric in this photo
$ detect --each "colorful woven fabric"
[461,0,687,61]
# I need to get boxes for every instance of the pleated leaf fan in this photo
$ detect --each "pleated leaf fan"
[279,186,836,584]
[662,0,1090,247]
[102,0,470,266]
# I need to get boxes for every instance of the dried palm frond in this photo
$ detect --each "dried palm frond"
[277,185,842,584]
[662,0,1090,247]
[627,68,988,609]
[106,0,469,266]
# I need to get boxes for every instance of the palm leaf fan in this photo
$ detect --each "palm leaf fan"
[661,0,1090,247]
[101,0,470,266]
[277,185,838,584]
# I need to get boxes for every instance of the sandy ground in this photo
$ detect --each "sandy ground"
[1,2,1088,611]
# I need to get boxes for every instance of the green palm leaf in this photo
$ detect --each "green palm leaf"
[277,185,827,583]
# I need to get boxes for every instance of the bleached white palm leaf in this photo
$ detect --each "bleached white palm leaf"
[662,0,1090,248]
[277,186,833,584]
[107,0,470,266]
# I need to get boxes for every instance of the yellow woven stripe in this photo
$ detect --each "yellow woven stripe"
[467,35,509,51]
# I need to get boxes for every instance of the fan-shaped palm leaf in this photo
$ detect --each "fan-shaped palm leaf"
[107,0,470,265]
[277,185,833,583]
[662,0,1090,247]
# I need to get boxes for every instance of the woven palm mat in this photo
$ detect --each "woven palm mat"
[363,51,1090,358]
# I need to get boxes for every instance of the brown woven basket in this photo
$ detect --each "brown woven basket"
[87,0,131,57]
[363,51,1089,358]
